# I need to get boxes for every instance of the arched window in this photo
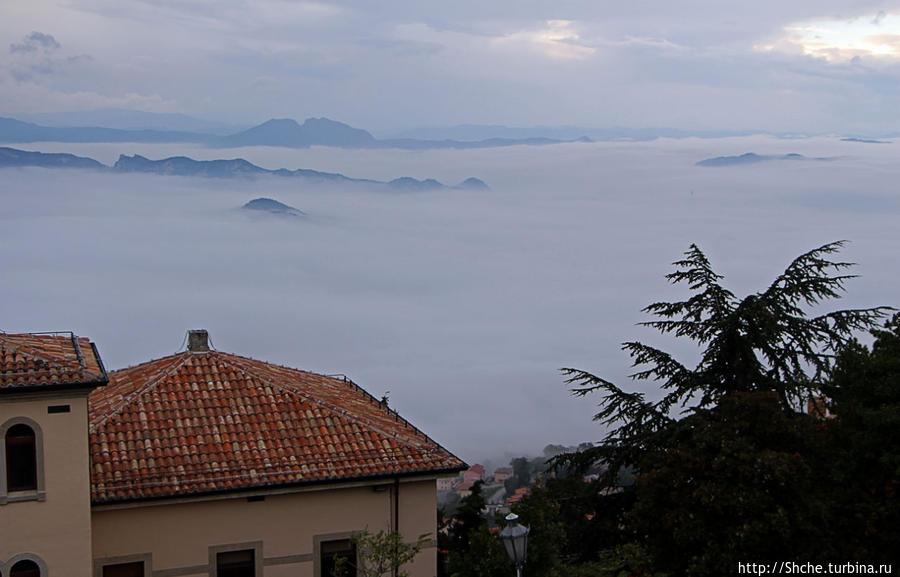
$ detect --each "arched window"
[0,417,45,503]
[10,559,41,577]
[6,424,37,492]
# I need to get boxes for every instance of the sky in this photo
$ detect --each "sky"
[2,0,899,465]
[2,137,898,463]
[3,1,900,133]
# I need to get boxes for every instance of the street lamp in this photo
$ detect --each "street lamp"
[499,513,529,577]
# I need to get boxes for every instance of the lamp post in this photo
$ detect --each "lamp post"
[499,513,529,577]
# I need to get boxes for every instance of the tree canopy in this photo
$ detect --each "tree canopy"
[440,243,896,577]
[558,241,891,479]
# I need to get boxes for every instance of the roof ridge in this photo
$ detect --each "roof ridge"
[0,333,95,376]
[217,353,432,450]
[89,352,192,429]
[70,334,87,369]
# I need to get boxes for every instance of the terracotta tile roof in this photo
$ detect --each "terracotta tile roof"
[505,486,530,505]
[89,349,466,504]
[0,332,107,392]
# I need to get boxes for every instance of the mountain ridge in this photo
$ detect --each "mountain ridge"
[0,146,488,191]
[696,152,836,167]
[0,115,589,150]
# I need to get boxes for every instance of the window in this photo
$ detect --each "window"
[94,553,151,577]
[10,560,41,577]
[6,424,37,492]
[209,543,261,577]
[321,539,357,577]
[216,550,254,577]
[1,417,44,503]
[102,562,144,577]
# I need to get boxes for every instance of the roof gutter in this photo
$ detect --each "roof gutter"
[0,375,109,396]
[91,464,467,509]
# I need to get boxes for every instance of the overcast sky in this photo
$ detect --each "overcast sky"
[2,0,899,465]
[3,1,900,132]
[2,137,898,463]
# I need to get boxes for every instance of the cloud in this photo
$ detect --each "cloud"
[1,137,898,461]
[5,31,97,84]
[493,20,596,61]
[766,11,900,62]
[9,31,60,54]
[3,2,900,132]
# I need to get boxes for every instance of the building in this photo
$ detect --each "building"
[435,477,456,492]
[460,464,484,485]
[455,480,474,498]
[504,487,530,506]
[1,330,465,577]
[491,467,512,483]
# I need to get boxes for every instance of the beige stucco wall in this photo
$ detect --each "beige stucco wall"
[92,478,439,577]
[397,480,438,577]
[0,392,94,576]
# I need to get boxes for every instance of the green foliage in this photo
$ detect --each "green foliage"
[540,477,635,564]
[505,455,554,495]
[822,313,900,560]
[510,484,565,577]
[446,481,487,553]
[445,481,509,577]
[554,243,894,575]
[448,524,509,577]
[555,544,662,577]
[629,392,834,575]
[557,242,890,481]
[339,529,430,577]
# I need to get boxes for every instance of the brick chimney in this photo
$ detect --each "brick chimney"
[187,329,209,352]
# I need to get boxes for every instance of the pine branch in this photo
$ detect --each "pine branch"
[557,241,890,481]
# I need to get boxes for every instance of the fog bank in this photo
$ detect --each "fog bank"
[2,136,897,463]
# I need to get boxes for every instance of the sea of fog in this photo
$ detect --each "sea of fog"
[2,136,898,463]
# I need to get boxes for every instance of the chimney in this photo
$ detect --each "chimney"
[187,329,209,352]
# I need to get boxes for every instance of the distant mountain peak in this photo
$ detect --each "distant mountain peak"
[242,197,305,216]
[387,176,446,191]
[455,177,490,190]
[259,118,302,128]
[220,117,375,148]
[302,117,349,127]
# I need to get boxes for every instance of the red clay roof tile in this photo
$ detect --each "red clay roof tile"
[0,332,107,391]
[89,349,465,503]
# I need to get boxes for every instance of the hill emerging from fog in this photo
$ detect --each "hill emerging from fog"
[696,152,837,166]
[0,115,589,150]
[0,146,105,169]
[0,146,488,191]
[219,118,377,148]
[242,197,305,216]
